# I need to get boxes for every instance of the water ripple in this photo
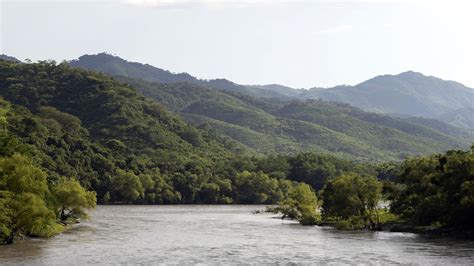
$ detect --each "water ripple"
[1,205,474,264]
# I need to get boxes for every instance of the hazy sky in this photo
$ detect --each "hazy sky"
[1,0,473,88]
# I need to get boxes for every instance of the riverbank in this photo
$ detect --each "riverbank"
[263,206,474,239]
[382,223,474,239]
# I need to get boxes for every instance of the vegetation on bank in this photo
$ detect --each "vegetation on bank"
[0,60,377,207]
[274,146,473,235]
[0,154,96,244]
[0,99,96,243]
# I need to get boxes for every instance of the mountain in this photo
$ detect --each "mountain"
[117,77,471,161]
[438,107,474,129]
[70,53,290,99]
[70,54,474,128]
[251,84,302,98]
[0,59,256,204]
[300,71,474,128]
[0,54,21,63]
[69,53,197,84]
[68,53,473,160]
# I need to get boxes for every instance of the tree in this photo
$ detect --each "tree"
[321,173,382,229]
[234,171,281,204]
[390,147,474,229]
[0,154,60,243]
[52,177,96,223]
[110,170,144,203]
[287,153,341,190]
[278,183,320,225]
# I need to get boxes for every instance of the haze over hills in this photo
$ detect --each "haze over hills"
[301,71,474,125]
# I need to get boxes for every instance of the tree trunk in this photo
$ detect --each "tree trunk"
[5,230,16,244]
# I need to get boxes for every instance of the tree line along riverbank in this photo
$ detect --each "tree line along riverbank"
[0,60,473,244]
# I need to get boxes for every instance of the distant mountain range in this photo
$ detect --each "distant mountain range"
[1,53,471,160]
[65,53,473,160]
[69,53,474,129]
[70,53,292,99]
[301,72,474,123]
[70,53,474,129]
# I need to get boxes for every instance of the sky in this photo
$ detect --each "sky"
[1,0,473,88]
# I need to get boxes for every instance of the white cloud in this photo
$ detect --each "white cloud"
[122,0,423,7]
[122,0,474,8]
[123,0,282,7]
[122,0,406,7]
[313,24,353,35]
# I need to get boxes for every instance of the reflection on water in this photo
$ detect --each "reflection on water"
[1,205,474,264]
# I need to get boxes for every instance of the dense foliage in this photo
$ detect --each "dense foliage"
[0,60,358,208]
[278,183,320,225]
[0,60,240,205]
[321,173,382,229]
[0,98,96,243]
[390,146,474,229]
[0,153,61,244]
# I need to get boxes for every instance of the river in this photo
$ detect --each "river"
[1,205,474,264]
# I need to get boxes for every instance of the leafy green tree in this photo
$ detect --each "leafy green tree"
[278,183,320,225]
[52,177,96,223]
[321,173,382,229]
[147,170,181,204]
[391,146,474,229]
[110,170,143,203]
[234,171,281,204]
[198,183,221,204]
[173,172,202,204]
[256,155,290,179]
[0,154,61,243]
[287,153,345,190]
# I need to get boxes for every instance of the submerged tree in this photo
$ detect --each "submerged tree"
[321,173,382,229]
[0,154,61,243]
[278,183,320,225]
[52,177,97,223]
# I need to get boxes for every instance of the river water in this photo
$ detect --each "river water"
[1,205,474,264]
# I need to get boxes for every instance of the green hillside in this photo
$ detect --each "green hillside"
[0,60,260,204]
[123,79,470,161]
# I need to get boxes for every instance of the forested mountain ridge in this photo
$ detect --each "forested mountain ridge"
[3,54,468,162]
[70,53,291,99]
[0,59,256,205]
[4,59,379,207]
[119,77,471,161]
[69,53,474,129]
[301,71,474,128]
